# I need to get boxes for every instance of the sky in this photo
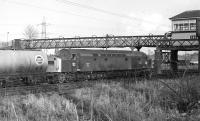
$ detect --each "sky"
[0,0,200,50]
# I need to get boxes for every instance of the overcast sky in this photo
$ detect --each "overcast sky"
[0,0,200,42]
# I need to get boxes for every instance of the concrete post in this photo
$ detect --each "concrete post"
[130,47,135,51]
[13,39,23,50]
[154,48,162,74]
[198,37,200,73]
[196,18,200,73]
[170,50,178,72]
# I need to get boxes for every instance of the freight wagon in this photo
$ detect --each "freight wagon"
[0,50,48,86]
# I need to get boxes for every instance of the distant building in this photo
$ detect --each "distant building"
[170,10,200,39]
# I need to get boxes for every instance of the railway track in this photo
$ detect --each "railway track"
[0,69,199,96]
[0,81,96,96]
[156,69,200,78]
[0,84,57,96]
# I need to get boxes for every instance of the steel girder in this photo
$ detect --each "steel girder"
[12,35,165,49]
[0,35,199,50]
[158,39,199,50]
[162,51,171,63]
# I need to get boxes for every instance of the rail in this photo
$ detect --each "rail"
[0,81,96,96]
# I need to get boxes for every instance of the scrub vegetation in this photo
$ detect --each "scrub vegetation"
[0,76,200,121]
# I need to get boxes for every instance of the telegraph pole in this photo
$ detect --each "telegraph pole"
[6,32,9,42]
[6,32,9,46]
[38,17,49,54]
[41,17,47,39]
[38,17,49,39]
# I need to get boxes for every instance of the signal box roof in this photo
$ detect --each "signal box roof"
[170,10,200,20]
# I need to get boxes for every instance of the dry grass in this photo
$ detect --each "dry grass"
[0,94,78,121]
[0,76,200,121]
[74,81,182,121]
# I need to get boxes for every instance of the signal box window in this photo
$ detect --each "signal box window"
[179,24,184,31]
[190,23,196,30]
[174,24,179,31]
[172,20,196,31]
[184,23,189,30]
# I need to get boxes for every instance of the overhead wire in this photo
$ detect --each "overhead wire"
[3,0,169,37]
[5,0,142,38]
[57,0,170,28]
[7,0,139,27]
[57,0,141,21]
[6,0,165,30]
[10,0,154,27]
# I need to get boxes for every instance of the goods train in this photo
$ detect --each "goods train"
[0,49,152,87]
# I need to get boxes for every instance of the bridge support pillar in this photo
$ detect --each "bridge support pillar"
[130,47,135,52]
[170,50,178,72]
[154,48,162,74]
[13,39,23,50]
[136,47,142,51]
[198,37,200,73]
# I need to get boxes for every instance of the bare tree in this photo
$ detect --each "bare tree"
[23,25,39,39]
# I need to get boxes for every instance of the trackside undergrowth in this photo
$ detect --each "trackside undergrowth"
[0,76,200,121]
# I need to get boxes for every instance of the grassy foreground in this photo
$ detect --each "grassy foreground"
[0,76,200,121]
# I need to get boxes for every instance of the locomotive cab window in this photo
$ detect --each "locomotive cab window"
[48,61,54,65]
[71,53,77,60]
[93,53,98,56]
[104,58,108,61]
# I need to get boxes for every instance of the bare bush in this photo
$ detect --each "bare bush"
[159,76,200,114]
[23,25,39,39]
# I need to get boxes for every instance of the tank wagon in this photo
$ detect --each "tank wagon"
[0,50,48,87]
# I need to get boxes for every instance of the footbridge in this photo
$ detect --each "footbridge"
[1,35,199,50]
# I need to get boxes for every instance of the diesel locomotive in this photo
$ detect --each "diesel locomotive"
[48,49,151,72]
[0,49,152,87]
